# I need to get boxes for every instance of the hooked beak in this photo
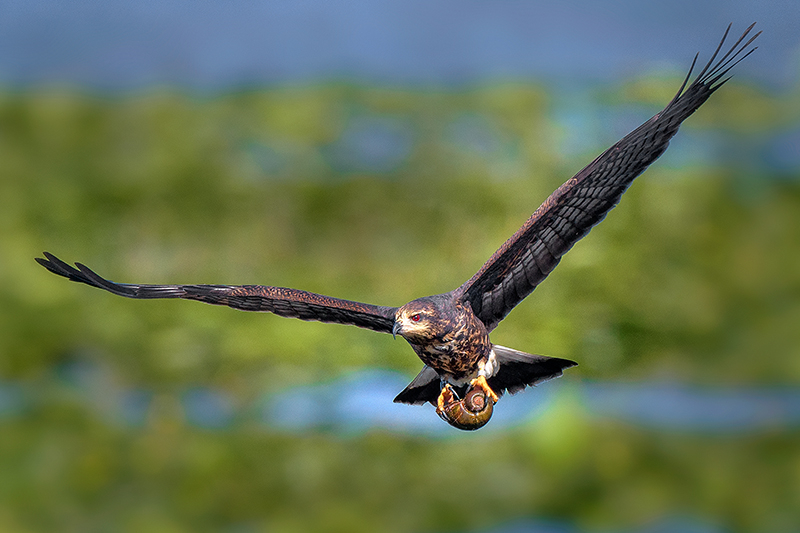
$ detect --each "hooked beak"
[392,321,403,339]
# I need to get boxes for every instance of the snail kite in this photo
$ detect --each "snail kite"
[37,24,759,429]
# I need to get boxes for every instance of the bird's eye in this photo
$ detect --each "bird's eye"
[410,313,421,322]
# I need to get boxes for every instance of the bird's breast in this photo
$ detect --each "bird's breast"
[411,304,491,379]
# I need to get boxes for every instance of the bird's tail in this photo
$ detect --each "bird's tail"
[393,346,577,405]
[486,345,577,396]
[393,366,441,405]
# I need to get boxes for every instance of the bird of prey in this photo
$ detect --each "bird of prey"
[37,24,759,430]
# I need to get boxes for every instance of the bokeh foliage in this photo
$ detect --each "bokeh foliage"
[0,77,798,532]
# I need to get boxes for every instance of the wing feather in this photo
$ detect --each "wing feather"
[458,23,759,331]
[36,252,397,334]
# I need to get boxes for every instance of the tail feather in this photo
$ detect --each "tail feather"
[487,345,577,396]
[393,366,441,405]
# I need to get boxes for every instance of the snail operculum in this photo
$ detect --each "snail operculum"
[436,383,494,431]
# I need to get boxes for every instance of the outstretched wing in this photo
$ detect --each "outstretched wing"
[36,252,398,334]
[458,23,760,332]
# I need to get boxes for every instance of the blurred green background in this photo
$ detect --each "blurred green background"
[2,3,800,533]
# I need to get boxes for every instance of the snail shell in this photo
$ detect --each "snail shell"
[436,384,494,431]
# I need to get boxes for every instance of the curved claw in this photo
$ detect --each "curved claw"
[436,383,494,431]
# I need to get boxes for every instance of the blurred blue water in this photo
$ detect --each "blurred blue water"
[480,516,729,533]
[265,371,800,435]
[3,362,799,436]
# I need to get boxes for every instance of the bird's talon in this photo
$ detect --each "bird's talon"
[436,384,457,413]
[470,375,500,403]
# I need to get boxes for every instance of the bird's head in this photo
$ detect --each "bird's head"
[393,296,451,343]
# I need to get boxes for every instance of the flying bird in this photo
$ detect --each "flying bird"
[37,24,759,430]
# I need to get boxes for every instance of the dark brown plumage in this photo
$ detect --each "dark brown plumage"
[36,24,759,429]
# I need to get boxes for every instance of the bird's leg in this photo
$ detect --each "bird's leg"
[436,383,458,414]
[469,375,500,403]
